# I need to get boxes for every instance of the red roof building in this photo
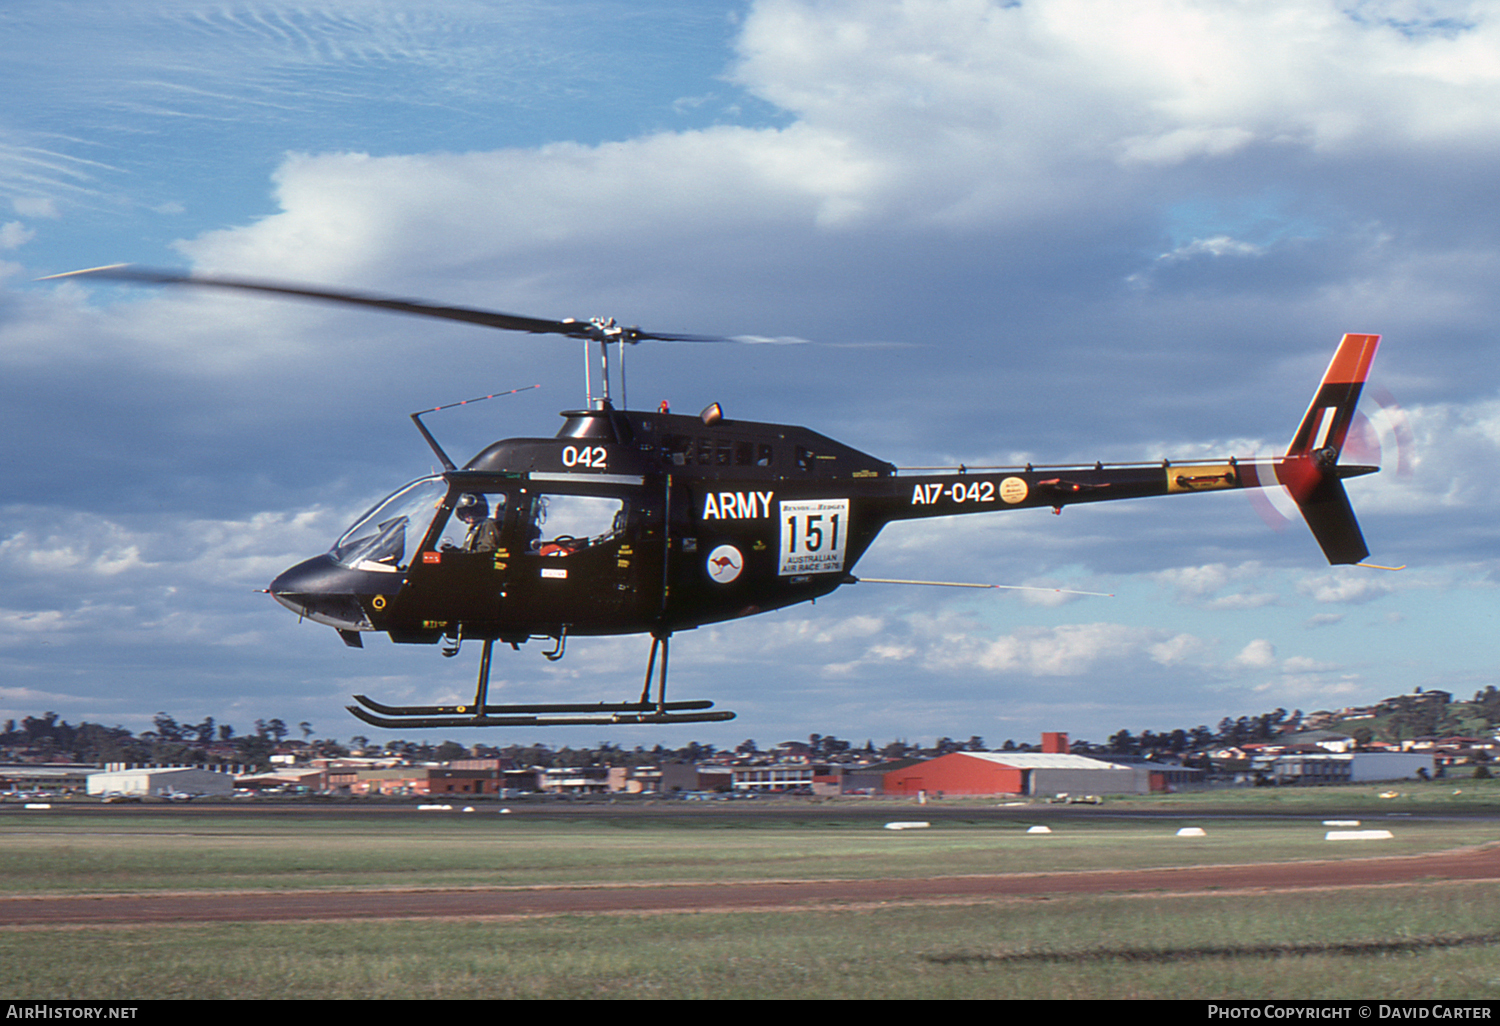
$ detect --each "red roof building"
[882,752,1142,797]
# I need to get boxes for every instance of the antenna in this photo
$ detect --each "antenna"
[409,384,541,469]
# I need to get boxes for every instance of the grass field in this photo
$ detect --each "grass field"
[2,786,1498,1000]
[0,810,1491,894]
[5,885,1500,1000]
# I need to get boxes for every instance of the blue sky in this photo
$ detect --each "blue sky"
[4,0,1500,751]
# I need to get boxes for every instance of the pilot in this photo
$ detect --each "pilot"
[455,493,501,553]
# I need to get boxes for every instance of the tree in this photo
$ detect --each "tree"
[435,741,469,762]
[675,741,715,762]
[880,739,912,760]
[152,713,183,742]
[234,734,275,771]
[22,713,59,741]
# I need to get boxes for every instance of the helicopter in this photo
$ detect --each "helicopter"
[43,265,1384,730]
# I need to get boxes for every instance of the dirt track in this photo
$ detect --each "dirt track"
[5,846,1497,926]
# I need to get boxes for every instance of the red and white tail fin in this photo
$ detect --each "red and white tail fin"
[1287,333,1381,460]
[1277,333,1381,565]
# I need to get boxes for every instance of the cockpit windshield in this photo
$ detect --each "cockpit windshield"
[329,476,447,572]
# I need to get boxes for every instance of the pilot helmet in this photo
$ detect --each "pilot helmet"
[455,493,489,523]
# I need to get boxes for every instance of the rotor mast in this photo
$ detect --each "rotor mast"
[577,317,628,410]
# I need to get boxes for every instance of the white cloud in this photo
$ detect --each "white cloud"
[0,222,34,249]
[1235,638,1279,668]
[1156,563,1235,597]
[1121,128,1259,167]
[926,619,1180,676]
[12,197,57,218]
[145,0,1500,292]
[1155,235,1266,261]
[739,0,1500,182]
[1298,570,1392,604]
[1148,632,1215,666]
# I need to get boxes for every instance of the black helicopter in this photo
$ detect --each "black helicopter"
[44,265,1383,730]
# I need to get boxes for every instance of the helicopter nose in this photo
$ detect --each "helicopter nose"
[268,555,375,631]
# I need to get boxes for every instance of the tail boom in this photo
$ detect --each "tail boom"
[856,335,1382,566]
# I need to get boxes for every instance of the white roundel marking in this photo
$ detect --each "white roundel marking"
[706,545,744,584]
[999,476,1029,504]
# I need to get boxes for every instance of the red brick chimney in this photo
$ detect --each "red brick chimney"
[1041,732,1069,754]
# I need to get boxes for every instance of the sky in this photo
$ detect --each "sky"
[3,0,1500,753]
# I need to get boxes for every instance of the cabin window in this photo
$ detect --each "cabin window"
[525,494,627,556]
[663,434,692,466]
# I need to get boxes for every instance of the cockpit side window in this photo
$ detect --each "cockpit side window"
[433,491,509,554]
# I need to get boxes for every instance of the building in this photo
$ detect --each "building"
[660,763,732,793]
[0,763,98,795]
[85,765,237,797]
[883,751,1144,797]
[731,762,817,793]
[347,766,523,796]
[1251,751,1437,785]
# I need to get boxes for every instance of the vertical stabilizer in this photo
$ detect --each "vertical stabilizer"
[1278,334,1381,565]
[1287,334,1380,460]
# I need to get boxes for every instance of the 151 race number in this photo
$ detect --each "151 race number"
[779,499,849,575]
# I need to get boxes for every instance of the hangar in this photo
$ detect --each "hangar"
[882,751,1143,797]
[85,766,236,798]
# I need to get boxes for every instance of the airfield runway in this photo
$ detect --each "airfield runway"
[4,845,1497,926]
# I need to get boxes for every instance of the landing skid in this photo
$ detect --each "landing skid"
[348,632,736,728]
[348,694,732,728]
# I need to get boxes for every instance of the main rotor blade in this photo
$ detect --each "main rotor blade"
[37,265,731,343]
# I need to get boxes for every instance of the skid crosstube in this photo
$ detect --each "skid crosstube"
[348,693,734,729]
